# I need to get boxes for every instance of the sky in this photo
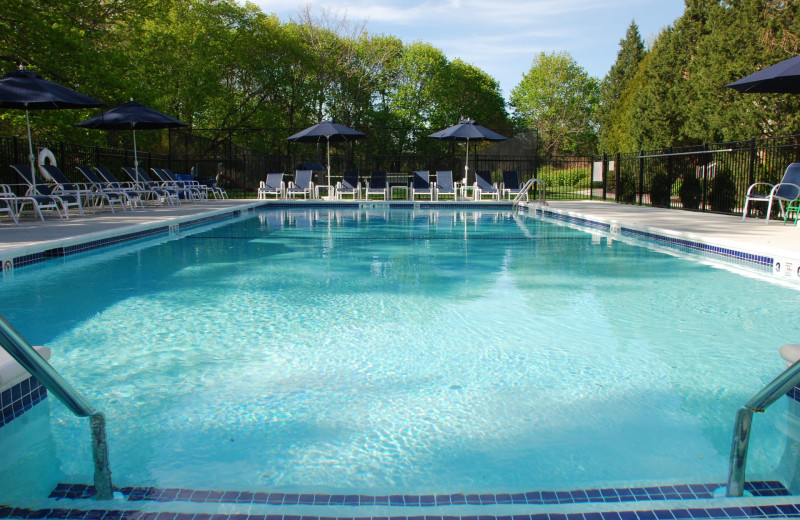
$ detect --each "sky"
[253,0,687,99]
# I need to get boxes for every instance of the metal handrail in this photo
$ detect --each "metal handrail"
[726,359,800,497]
[512,178,546,207]
[0,315,113,500]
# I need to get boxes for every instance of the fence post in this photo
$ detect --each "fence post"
[747,139,757,217]
[615,153,621,203]
[638,150,645,205]
[701,143,708,212]
[601,153,607,201]
[667,146,674,209]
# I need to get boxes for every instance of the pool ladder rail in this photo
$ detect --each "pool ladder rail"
[512,178,547,208]
[0,315,114,500]
[727,356,800,497]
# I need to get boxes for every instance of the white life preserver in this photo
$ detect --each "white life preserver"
[37,147,57,181]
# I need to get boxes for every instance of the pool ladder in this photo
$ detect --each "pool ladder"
[0,315,114,500]
[726,358,800,497]
[512,178,546,208]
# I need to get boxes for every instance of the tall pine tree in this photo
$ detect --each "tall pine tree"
[597,21,645,151]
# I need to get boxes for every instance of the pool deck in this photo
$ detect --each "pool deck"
[0,198,797,273]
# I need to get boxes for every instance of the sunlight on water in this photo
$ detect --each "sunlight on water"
[1,207,799,500]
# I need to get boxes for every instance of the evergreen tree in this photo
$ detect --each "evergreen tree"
[597,21,645,151]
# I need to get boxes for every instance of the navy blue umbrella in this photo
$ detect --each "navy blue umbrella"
[726,54,800,94]
[287,121,366,185]
[0,66,102,194]
[429,119,507,184]
[77,100,187,182]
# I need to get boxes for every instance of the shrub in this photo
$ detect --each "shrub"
[708,167,737,213]
[649,173,671,207]
[679,173,702,210]
[618,171,637,203]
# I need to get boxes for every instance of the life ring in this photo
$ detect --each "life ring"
[37,147,57,181]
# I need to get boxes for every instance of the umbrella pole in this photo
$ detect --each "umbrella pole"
[132,125,139,185]
[464,139,470,186]
[327,137,331,188]
[25,106,37,196]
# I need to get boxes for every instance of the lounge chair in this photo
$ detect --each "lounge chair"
[410,170,434,200]
[96,166,165,207]
[0,184,61,223]
[158,168,215,201]
[11,164,82,218]
[122,167,179,206]
[435,170,456,201]
[475,170,500,201]
[74,165,134,212]
[79,166,143,210]
[286,170,314,199]
[336,170,361,200]
[40,164,120,214]
[0,185,19,224]
[501,170,527,201]
[258,173,284,199]
[169,168,226,199]
[152,167,202,202]
[365,171,388,200]
[742,162,800,224]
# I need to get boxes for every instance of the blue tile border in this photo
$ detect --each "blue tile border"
[0,207,250,274]
[0,376,47,428]
[47,482,790,506]
[4,504,800,520]
[537,208,774,274]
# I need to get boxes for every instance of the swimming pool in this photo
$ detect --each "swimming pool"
[1,206,799,508]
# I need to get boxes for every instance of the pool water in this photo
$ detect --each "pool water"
[1,207,799,503]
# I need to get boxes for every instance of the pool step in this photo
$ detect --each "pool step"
[0,481,797,520]
[4,502,800,520]
[46,481,792,506]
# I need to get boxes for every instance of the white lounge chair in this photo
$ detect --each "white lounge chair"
[410,170,434,200]
[258,173,284,199]
[286,170,314,199]
[336,170,361,200]
[365,171,388,200]
[435,170,456,201]
[474,170,500,201]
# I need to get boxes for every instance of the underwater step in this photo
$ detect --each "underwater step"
[5,502,800,520]
[46,481,791,506]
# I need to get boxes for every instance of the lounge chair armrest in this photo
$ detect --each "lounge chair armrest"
[746,182,774,195]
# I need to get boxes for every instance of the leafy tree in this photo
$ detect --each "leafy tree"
[510,51,598,156]
[597,21,645,152]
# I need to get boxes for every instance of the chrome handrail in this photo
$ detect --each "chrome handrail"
[0,315,113,500]
[726,359,800,496]
[512,178,546,207]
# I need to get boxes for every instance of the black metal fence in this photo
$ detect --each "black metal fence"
[591,135,800,216]
[3,131,800,215]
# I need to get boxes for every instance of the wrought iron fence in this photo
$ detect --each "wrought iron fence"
[592,135,800,216]
[3,131,800,214]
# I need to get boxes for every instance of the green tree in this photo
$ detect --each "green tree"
[510,51,598,156]
[597,21,645,152]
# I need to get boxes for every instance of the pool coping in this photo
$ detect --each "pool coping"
[1,199,798,284]
[527,203,800,283]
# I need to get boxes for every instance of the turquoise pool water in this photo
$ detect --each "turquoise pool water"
[1,207,799,503]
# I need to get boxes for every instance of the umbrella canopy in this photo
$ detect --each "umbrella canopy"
[77,100,187,182]
[0,66,102,194]
[428,119,507,184]
[287,121,366,186]
[726,54,800,94]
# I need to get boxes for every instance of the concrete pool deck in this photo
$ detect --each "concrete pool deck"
[0,198,797,276]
